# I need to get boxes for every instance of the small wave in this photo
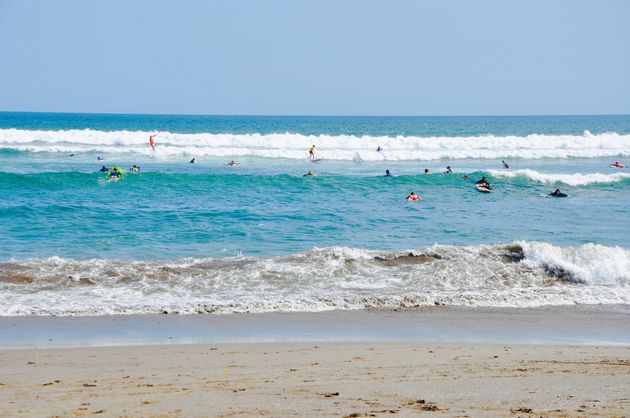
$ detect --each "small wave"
[488,169,630,186]
[1,128,630,161]
[1,242,628,316]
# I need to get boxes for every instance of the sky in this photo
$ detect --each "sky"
[0,0,629,116]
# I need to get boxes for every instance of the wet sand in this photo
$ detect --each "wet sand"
[0,342,629,417]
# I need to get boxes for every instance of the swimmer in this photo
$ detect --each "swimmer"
[377,146,383,152]
[502,160,509,169]
[303,170,316,177]
[69,153,75,157]
[444,166,452,174]
[96,156,103,161]
[225,160,239,166]
[406,192,422,201]
[309,145,316,160]
[189,158,196,164]
[384,169,392,177]
[424,168,429,174]
[462,174,471,180]
[99,165,109,172]
[130,164,140,172]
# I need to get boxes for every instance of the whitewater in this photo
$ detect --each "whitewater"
[2,128,630,161]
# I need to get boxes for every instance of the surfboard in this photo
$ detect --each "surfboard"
[475,184,491,193]
[310,159,322,163]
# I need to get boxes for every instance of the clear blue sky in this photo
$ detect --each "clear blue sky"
[1,0,628,116]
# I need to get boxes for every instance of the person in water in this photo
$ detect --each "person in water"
[476,176,492,189]
[610,161,625,168]
[549,189,567,197]
[96,156,103,161]
[303,171,316,177]
[108,166,124,179]
[309,145,316,160]
[406,192,421,201]
[189,158,196,164]
[226,160,239,166]
[149,134,156,150]
[377,146,383,152]
[385,169,392,177]
[130,164,140,172]
[444,166,453,174]
[462,174,471,180]
[424,168,429,174]
[99,165,109,172]
[502,160,509,169]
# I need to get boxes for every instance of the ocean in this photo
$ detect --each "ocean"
[1,112,629,315]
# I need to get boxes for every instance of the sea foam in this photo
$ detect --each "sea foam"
[2,128,630,161]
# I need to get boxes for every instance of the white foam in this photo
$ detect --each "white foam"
[2,128,630,161]
[488,168,630,186]
[1,242,629,316]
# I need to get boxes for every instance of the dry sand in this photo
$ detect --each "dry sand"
[1,342,628,417]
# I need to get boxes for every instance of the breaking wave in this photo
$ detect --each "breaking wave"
[2,128,630,161]
[488,169,630,186]
[1,242,628,316]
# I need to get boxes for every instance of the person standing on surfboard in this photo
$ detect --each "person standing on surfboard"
[309,145,316,160]
[149,134,156,150]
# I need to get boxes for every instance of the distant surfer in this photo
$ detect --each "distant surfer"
[444,166,452,174]
[99,165,109,172]
[225,160,239,166]
[149,134,156,150]
[549,189,567,197]
[107,166,124,181]
[462,174,471,180]
[385,169,392,177]
[130,164,140,172]
[475,176,492,190]
[406,192,421,201]
[96,156,104,161]
[502,160,509,169]
[309,145,316,160]
[610,161,625,168]
[303,170,316,177]
[424,168,429,174]
[189,158,196,164]
[69,153,75,157]
[377,146,383,152]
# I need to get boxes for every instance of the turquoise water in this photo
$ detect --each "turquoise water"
[1,112,629,315]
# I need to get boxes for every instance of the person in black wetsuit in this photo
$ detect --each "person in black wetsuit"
[549,189,567,197]
[385,169,392,177]
[476,176,492,189]
[99,165,109,172]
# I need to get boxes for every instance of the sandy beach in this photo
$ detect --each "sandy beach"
[0,341,628,417]
[1,307,629,417]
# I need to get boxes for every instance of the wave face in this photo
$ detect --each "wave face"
[1,242,628,316]
[2,128,630,161]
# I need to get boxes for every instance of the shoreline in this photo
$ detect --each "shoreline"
[2,305,629,349]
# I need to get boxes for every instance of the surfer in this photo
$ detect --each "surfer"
[549,189,567,197]
[424,168,429,174]
[149,134,156,150]
[96,156,104,161]
[462,174,471,180]
[406,192,422,201]
[303,171,316,177]
[107,166,124,180]
[377,146,383,152]
[502,160,509,169]
[309,145,316,160]
[130,165,140,172]
[226,160,239,166]
[610,161,625,168]
[475,176,492,189]
[444,166,453,174]
[385,169,392,177]
[189,158,196,164]
[99,165,109,172]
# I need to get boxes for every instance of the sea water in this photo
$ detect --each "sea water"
[1,112,629,315]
